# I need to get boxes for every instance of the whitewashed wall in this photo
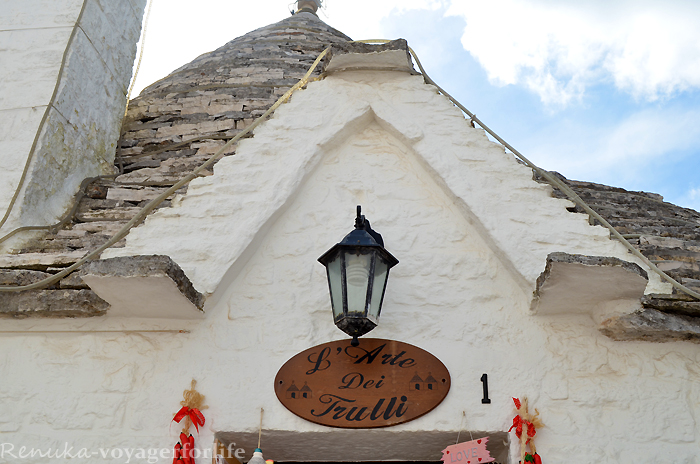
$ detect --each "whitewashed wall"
[0,0,146,250]
[2,72,700,464]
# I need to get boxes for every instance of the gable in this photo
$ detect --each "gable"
[219,120,528,335]
[103,66,642,309]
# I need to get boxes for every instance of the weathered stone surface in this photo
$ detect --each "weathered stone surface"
[642,293,700,317]
[75,206,142,222]
[72,220,129,234]
[600,308,700,342]
[58,271,89,289]
[106,186,183,202]
[85,182,108,199]
[0,269,52,286]
[81,255,203,309]
[0,289,108,318]
[679,277,700,291]
[0,251,85,270]
[324,39,416,75]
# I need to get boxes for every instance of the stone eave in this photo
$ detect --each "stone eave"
[533,252,649,316]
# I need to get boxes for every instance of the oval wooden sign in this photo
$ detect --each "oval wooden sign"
[274,338,450,428]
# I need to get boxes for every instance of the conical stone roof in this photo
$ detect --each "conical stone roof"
[117,12,351,184]
[137,12,350,98]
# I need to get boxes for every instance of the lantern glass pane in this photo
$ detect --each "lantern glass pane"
[368,256,388,319]
[326,253,344,319]
[343,249,371,316]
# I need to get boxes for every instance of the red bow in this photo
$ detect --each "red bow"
[508,415,537,442]
[173,406,205,433]
[508,398,536,443]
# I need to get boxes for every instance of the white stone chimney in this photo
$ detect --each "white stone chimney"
[296,0,322,14]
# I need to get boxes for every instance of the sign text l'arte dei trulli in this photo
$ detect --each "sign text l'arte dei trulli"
[275,338,450,428]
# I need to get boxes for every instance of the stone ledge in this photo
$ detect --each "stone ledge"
[81,255,205,319]
[541,252,649,281]
[324,39,416,75]
[642,293,700,318]
[600,308,700,343]
[533,252,648,315]
[0,289,108,319]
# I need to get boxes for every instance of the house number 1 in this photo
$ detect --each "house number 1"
[480,373,491,404]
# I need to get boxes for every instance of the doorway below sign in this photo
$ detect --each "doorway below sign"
[214,430,509,464]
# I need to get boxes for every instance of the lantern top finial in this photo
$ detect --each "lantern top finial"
[318,205,396,265]
[351,205,385,247]
[355,205,363,229]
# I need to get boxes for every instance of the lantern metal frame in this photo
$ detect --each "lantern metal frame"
[318,206,399,346]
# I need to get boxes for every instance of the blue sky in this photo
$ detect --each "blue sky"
[133,0,700,210]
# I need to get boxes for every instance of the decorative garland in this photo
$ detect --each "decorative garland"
[172,380,208,464]
[508,397,543,464]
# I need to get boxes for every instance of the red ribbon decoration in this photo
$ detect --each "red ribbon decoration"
[508,398,536,443]
[173,406,206,433]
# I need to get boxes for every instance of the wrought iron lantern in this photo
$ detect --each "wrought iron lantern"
[318,206,399,346]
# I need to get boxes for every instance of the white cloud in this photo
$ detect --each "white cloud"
[526,107,700,185]
[445,0,700,106]
[680,187,700,212]
[320,0,446,40]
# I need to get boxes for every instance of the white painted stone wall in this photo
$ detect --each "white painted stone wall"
[2,71,700,463]
[0,0,146,250]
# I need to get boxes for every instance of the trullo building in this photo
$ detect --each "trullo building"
[1,1,700,463]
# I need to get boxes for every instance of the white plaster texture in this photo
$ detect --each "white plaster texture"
[2,110,700,462]
[0,0,146,249]
[0,0,85,30]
